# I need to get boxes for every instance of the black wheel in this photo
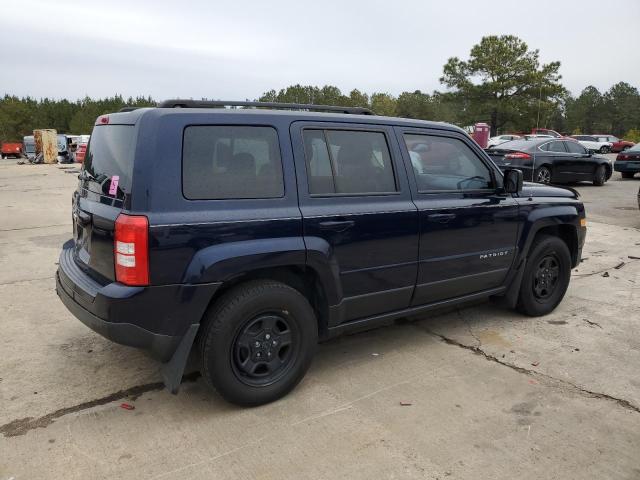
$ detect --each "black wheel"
[621,172,635,179]
[599,146,610,154]
[517,235,571,316]
[593,165,606,186]
[535,166,552,184]
[199,280,317,406]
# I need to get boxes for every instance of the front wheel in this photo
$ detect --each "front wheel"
[599,146,611,154]
[535,166,552,184]
[593,165,606,186]
[199,280,318,406]
[517,235,571,316]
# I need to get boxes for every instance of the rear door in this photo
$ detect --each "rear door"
[291,122,419,324]
[74,123,136,282]
[396,127,519,305]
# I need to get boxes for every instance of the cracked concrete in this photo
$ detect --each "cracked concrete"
[1,159,640,479]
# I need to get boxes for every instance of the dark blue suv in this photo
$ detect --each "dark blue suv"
[56,100,586,405]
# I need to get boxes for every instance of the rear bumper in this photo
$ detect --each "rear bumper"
[614,162,640,173]
[56,245,220,361]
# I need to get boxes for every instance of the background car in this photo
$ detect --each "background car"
[592,134,634,152]
[487,134,522,148]
[1,142,23,159]
[487,137,611,185]
[614,143,640,178]
[75,143,87,163]
[532,128,562,138]
[571,135,613,153]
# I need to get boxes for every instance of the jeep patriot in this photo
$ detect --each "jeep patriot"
[56,100,586,405]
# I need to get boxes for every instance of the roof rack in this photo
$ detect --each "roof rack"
[156,99,374,115]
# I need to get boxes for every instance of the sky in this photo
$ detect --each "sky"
[1,0,639,101]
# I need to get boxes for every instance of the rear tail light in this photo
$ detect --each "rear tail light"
[505,152,531,161]
[96,115,110,125]
[114,214,149,286]
[617,154,629,161]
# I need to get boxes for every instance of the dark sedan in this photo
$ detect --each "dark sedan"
[486,137,612,186]
[614,143,640,179]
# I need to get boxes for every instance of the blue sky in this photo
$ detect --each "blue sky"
[2,0,638,100]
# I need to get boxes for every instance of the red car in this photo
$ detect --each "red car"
[592,135,634,153]
[75,143,87,163]
[531,128,563,138]
[1,142,23,159]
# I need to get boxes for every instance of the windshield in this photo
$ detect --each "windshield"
[82,125,135,201]
[629,143,640,152]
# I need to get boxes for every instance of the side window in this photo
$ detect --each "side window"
[302,129,397,195]
[547,141,567,153]
[404,134,493,192]
[182,126,284,199]
[565,141,587,155]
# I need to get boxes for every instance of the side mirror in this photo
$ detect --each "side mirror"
[503,168,523,194]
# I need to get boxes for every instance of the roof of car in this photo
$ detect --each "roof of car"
[105,105,464,134]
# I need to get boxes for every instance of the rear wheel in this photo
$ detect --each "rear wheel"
[599,146,611,154]
[535,166,552,184]
[621,172,635,179]
[199,280,318,406]
[593,165,606,186]
[517,235,571,316]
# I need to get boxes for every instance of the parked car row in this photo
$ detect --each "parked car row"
[5,133,91,163]
[486,137,612,185]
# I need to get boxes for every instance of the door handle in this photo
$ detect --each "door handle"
[427,213,456,224]
[318,219,355,232]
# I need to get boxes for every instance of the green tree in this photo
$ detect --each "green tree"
[440,35,565,135]
[370,92,397,116]
[603,82,640,136]
[565,86,606,134]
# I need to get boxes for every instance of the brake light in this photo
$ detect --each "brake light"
[96,115,110,125]
[505,152,531,161]
[114,214,149,286]
[617,154,629,161]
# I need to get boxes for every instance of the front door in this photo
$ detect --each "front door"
[291,122,419,325]
[396,127,520,305]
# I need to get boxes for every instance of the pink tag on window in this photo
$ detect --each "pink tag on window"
[109,176,119,195]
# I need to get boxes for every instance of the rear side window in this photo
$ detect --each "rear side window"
[83,125,135,199]
[540,141,567,153]
[183,126,284,200]
[302,129,397,195]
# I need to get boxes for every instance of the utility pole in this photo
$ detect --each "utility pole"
[536,79,543,130]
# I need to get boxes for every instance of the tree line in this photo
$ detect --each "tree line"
[1,35,639,143]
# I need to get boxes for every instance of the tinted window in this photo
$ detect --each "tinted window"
[404,134,493,191]
[540,141,567,153]
[83,125,135,199]
[565,141,587,154]
[183,126,283,200]
[492,139,536,151]
[303,129,396,195]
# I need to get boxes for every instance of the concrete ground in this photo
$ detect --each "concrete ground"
[1,158,639,479]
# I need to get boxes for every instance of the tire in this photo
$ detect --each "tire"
[199,280,318,406]
[517,235,571,317]
[535,166,552,184]
[621,172,635,179]
[599,146,610,154]
[593,165,606,186]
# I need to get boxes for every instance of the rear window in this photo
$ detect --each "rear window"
[489,139,535,151]
[182,126,284,200]
[83,125,135,200]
